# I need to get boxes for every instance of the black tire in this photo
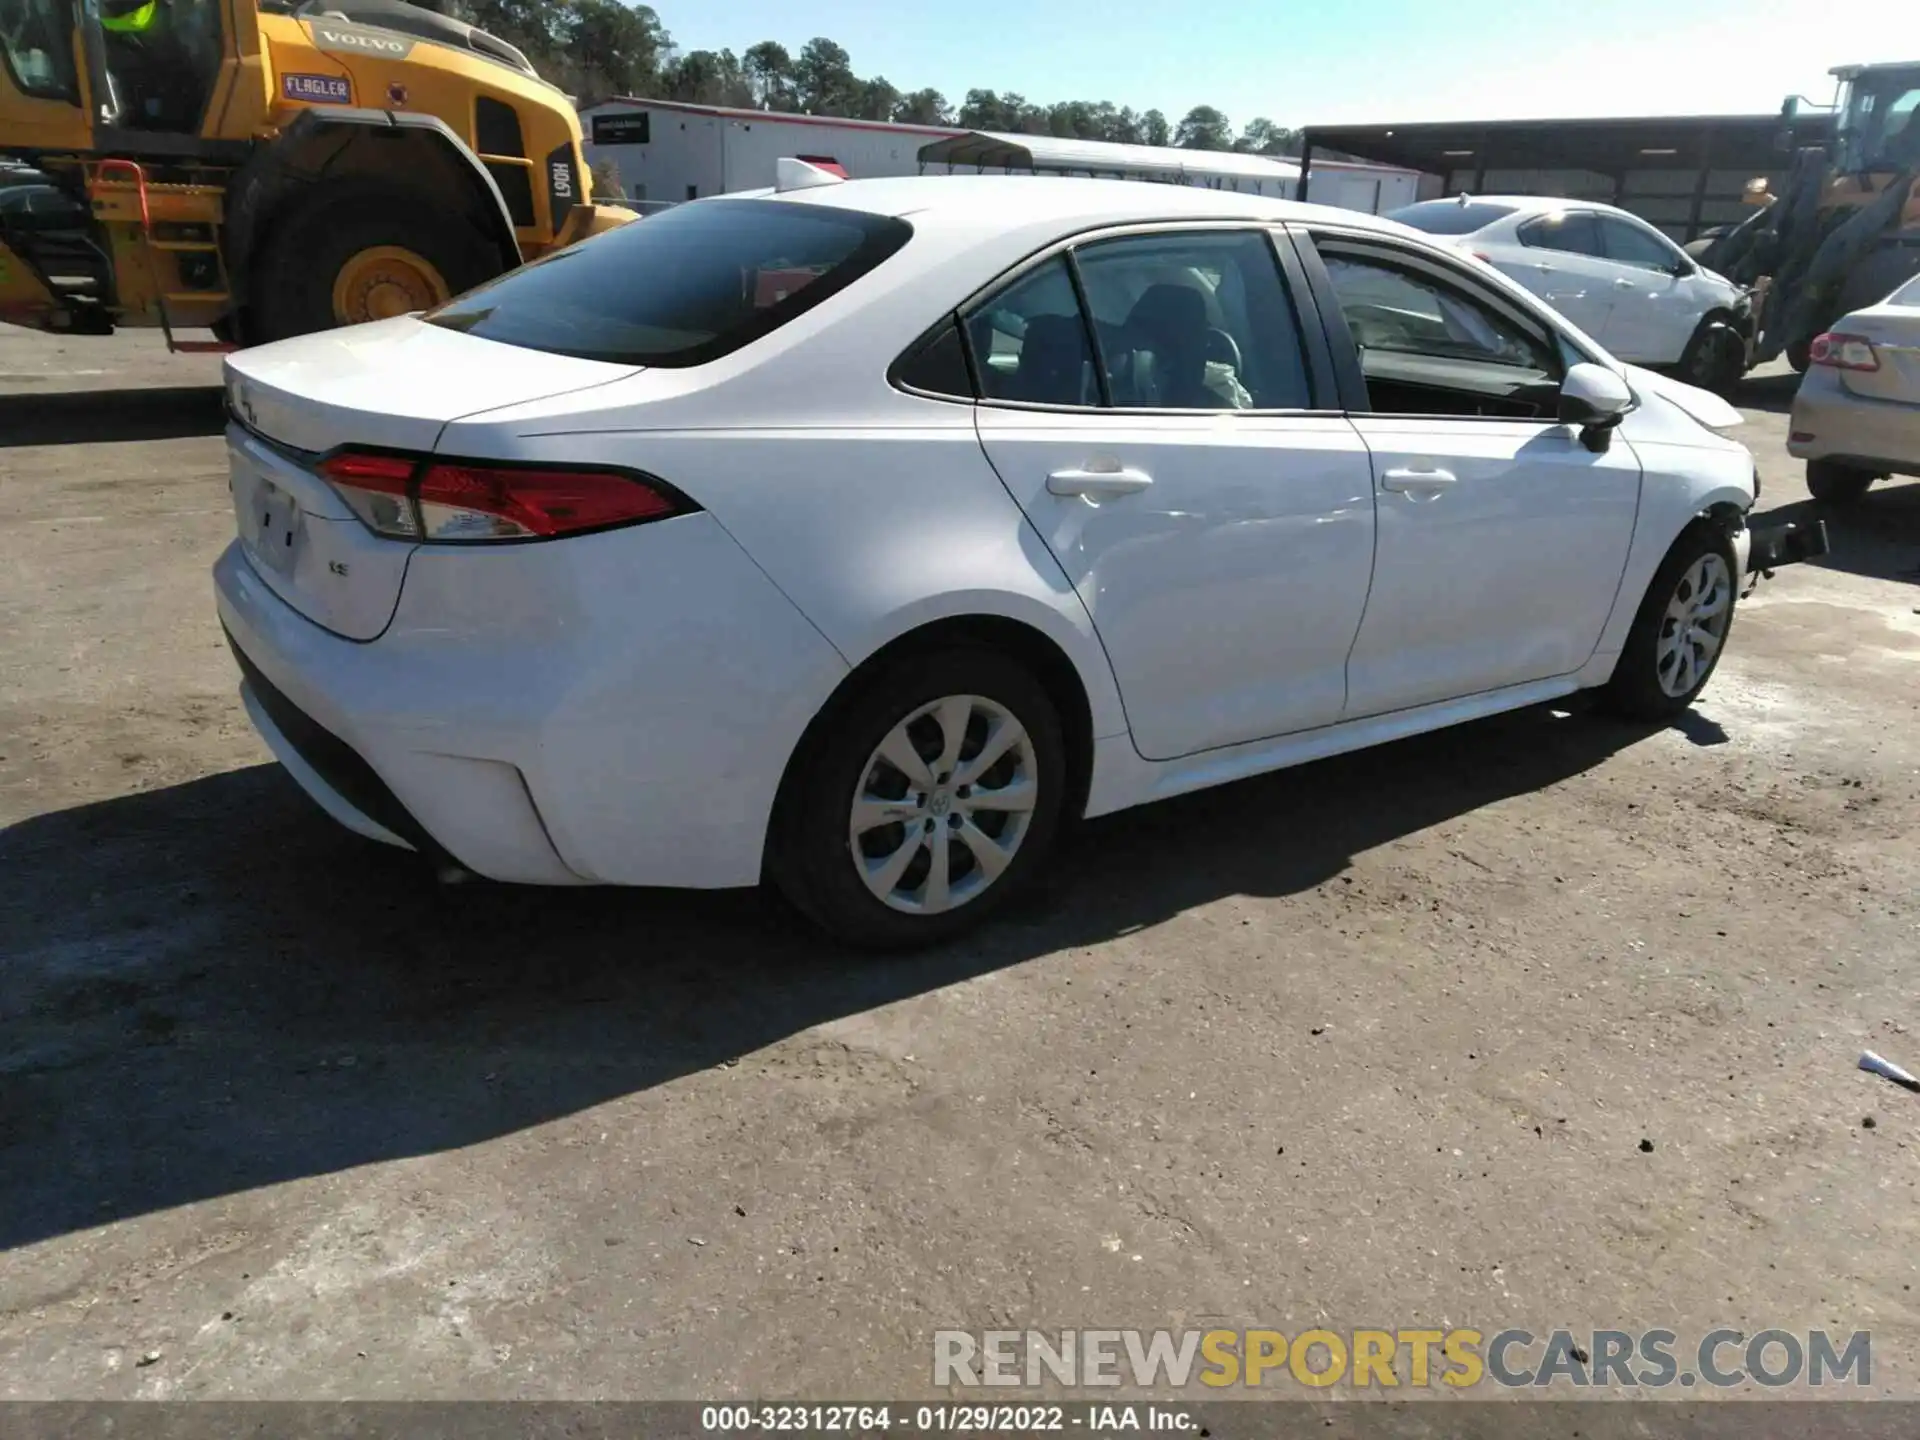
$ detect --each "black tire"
[769,647,1068,950]
[1806,459,1877,506]
[250,186,499,344]
[1677,318,1745,397]
[1785,337,1811,374]
[1597,523,1738,722]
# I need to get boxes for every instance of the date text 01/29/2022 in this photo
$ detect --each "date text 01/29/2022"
[700,1404,1197,1432]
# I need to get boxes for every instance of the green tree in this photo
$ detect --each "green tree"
[793,36,857,115]
[1175,104,1232,151]
[742,40,795,109]
[558,0,669,98]
[661,47,752,106]
[853,75,902,122]
[1140,108,1171,146]
[957,88,1006,129]
[894,87,951,126]
[1234,116,1299,156]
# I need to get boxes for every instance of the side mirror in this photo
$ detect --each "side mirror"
[1559,362,1635,452]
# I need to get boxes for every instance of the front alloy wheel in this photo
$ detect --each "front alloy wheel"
[850,695,1038,914]
[1655,553,1732,697]
[1598,525,1738,721]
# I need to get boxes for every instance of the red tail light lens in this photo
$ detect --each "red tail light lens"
[317,450,691,543]
[1808,332,1880,371]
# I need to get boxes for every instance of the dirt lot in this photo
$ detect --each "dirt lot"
[2,322,1919,1406]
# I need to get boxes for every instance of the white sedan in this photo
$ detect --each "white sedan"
[1387,196,1752,395]
[213,168,1822,948]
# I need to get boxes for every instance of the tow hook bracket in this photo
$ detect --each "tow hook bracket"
[1742,517,1831,594]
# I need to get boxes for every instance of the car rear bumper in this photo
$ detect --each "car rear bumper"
[212,513,849,889]
[1787,369,1920,475]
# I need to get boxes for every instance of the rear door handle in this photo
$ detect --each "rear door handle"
[1614,277,1637,290]
[1380,467,1457,493]
[1047,466,1153,498]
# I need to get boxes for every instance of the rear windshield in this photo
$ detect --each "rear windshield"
[424,197,913,366]
[1386,200,1519,235]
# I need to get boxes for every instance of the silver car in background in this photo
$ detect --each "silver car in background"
[1789,272,1920,504]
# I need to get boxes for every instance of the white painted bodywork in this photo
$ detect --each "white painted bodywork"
[212,175,1760,888]
[1394,195,1749,367]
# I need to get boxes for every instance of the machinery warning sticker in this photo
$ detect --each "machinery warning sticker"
[283,73,352,105]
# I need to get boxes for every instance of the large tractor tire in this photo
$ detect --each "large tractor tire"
[249,186,499,344]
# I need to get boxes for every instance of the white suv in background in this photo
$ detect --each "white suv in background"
[1388,196,1751,395]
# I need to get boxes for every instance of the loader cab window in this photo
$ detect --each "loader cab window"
[0,0,82,103]
[97,0,221,134]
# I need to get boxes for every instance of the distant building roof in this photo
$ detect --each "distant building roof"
[585,95,965,141]
[918,131,1303,182]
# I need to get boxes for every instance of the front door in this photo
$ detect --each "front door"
[967,230,1378,762]
[1304,234,1642,717]
[1501,208,1616,341]
[1595,214,1695,364]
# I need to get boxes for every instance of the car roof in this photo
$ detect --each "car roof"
[718,172,1407,236]
[1428,195,1641,220]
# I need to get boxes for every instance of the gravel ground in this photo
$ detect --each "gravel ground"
[2,324,1918,1409]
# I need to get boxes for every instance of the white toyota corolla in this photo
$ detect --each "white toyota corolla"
[213,167,1825,948]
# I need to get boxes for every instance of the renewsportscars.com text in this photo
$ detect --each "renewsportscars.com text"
[933,1327,1871,1390]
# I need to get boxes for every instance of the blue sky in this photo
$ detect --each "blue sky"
[662,0,1883,129]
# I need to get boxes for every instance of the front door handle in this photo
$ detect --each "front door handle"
[1047,466,1153,498]
[1380,467,1457,493]
[1614,277,1637,290]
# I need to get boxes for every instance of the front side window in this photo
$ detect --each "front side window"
[1073,230,1311,410]
[1598,217,1683,273]
[1517,210,1604,258]
[425,197,912,366]
[1317,246,1562,419]
[962,256,1097,407]
[0,0,80,102]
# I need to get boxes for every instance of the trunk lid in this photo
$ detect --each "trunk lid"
[222,317,639,641]
[1831,302,1920,405]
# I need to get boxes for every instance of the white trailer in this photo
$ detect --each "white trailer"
[581,99,1422,215]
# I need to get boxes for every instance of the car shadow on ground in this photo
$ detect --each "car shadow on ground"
[1732,370,1799,415]
[0,701,1685,1251]
[0,386,226,447]
[1753,481,1920,586]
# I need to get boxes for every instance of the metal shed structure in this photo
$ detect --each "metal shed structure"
[916,131,1421,211]
[1297,111,1836,241]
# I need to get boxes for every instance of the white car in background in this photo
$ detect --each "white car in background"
[1388,196,1752,395]
[214,170,1821,949]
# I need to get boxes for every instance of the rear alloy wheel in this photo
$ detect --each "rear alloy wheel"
[1805,459,1878,506]
[772,649,1066,949]
[1599,527,1736,721]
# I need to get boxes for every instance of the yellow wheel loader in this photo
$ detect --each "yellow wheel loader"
[0,0,634,349]
[1701,61,1920,372]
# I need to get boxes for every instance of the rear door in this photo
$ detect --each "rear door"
[1499,209,1616,340]
[969,226,1379,761]
[1297,228,1642,718]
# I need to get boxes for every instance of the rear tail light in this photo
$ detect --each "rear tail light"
[1808,332,1881,371]
[318,451,693,543]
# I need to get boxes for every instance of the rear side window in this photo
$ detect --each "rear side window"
[964,257,1099,407]
[1074,230,1311,410]
[1386,200,1518,236]
[1517,210,1604,257]
[425,198,912,366]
